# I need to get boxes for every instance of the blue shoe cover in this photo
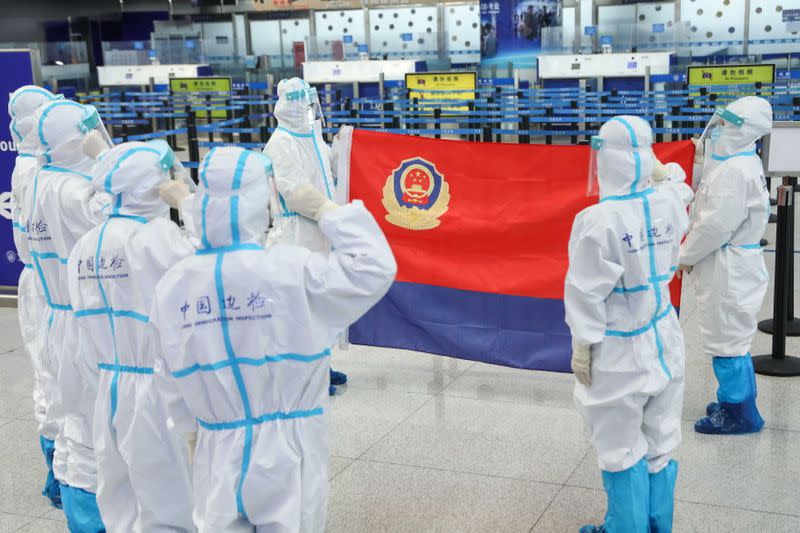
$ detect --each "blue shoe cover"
[330,368,348,386]
[705,402,721,416]
[695,400,764,434]
[61,485,106,533]
[697,356,764,434]
[579,525,604,533]
[593,458,650,533]
[649,460,678,533]
[329,384,337,396]
[39,437,61,509]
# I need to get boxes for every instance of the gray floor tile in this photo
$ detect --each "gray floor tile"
[675,501,800,533]
[329,456,353,481]
[531,485,606,533]
[0,420,52,518]
[329,387,432,459]
[364,395,590,484]
[327,460,559,533]
[0,513,35,533]
[332,345,474,395]
[532,485,800,533]
[440,363,576,410]
[567,421,800,517]
[0,310,22,354]
[0,353,34,419]
[14,518,69,533]
[39,510,65,523]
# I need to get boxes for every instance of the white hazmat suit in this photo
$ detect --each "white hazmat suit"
[28,100,111,531]
[66,141,196,532]
[680,97,772,435]
[7,85,63,506]
[264,77,335,253]
[565,116,693,533]
[263,77,349,394]
[150,147,396,532]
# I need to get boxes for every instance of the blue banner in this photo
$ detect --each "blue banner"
[480,0,561,67]
[0,51,36,288]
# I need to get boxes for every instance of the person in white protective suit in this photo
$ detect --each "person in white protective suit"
[149,147,396,532]
[7,85,64,508]
[679,96,773,435]
[264,77,349,394]
[66,140,196,532]
[28,99,113,532]
[565,116,693,533]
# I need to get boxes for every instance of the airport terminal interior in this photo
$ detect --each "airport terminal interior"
[0,0,799,532]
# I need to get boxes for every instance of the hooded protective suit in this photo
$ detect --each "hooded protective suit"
[264,77,335,253]
[66,141,196,532]
[27,100,111,531]
[8,85,63,505]
[150,147,396,532]
[565,116,693,533]
[680,96,772,435]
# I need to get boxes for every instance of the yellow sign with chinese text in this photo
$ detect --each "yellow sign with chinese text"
[405,72,477,114]
[169,77,232,119]
[688,64,775,86]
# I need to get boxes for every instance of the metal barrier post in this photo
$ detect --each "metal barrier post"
[186,105,200,183]
[754,180,800,376]
[684,98,694,141]
[570,99,578,145]
[655,113,664,143]
[224,98,234,143]
[520,113,530,144]
[759,176,800,336]
[494,86,501,143]
[467,101,475,142]
[241,100,253,144]
[434,108,441,139]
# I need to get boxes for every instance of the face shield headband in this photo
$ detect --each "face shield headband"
[284,86,325,130]
[150,139,197,193]
[587,135,651,198]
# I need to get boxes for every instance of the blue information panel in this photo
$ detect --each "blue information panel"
[0,50,36,288]
[783,9,800,22]
[479,0,561,67]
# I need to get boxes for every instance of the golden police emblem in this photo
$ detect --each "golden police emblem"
[381,157,450,230]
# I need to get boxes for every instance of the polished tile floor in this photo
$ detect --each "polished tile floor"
[2,226,800,532]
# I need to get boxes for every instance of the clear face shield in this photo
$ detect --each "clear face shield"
[150,139,197,192]
[285,86,325,130]
[587,135,652,197]
[79,105,114,158]
[698,105,745,148]
[587,136,604,197]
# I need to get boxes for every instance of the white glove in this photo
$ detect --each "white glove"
[185,432,197,465]
[285,184,339,221]
[82,130,111,160]
[571,341,592,386]
[676,263,693,279]
[691,137,704,165]
[651,159,668,183]
[158,181,192,209]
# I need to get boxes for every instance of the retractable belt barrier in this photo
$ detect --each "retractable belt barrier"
[77,79,799,171]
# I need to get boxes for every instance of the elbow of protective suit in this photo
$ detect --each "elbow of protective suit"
[321,201,398,293]
[681,219,734,266]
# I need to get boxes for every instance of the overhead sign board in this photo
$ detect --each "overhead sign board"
[687,64,775,86]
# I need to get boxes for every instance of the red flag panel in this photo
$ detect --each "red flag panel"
[349,129,695,303]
